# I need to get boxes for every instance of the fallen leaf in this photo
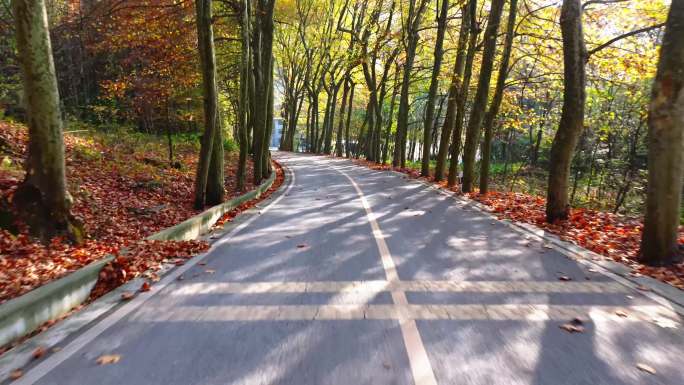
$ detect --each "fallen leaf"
[199,262,207,266]
[120,292,135,301]
[52,347,62,353]
[560,323,584,333]
[636,285,651,292]
[139,282,151,292]
[296,244,308,248]
[9,369,22,380]
[32,346,46,360]
[96,354,121,365]
[560,318,585,333]
[205,269,216,274]
[636,363,656,374]
[558,276,572,281]
[615,310,628,318]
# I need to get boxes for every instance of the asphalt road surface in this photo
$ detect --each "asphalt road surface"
[13,153,684,385]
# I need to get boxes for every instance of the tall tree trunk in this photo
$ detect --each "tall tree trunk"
[382,68,400,164]
[460,0,506,193]
[252,0,275,183]
[479,0,518,194]
[640,0,684,266]
[311,91,320,153]
[345,83,355,157]
[546,0,586,222]
[324,84,339,154]
[206,118,225,204]
[435,1,471,181]
[12,0,83,243]
[393,0,429,168]
[263,61,274,177]
[447,0,479,187]
[336,78,350,156]
[421,0,449,177]
[237,0,250,191]
[193,0,223,208]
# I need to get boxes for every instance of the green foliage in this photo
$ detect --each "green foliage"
[223,137,238,153]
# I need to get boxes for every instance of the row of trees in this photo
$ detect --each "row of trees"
[274,0,682,265]
[6,0,275,241]
[4,0,681,266]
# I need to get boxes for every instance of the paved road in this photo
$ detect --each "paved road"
[14,153,684,385]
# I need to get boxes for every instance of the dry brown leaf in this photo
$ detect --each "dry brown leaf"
[615,310,628,318]
[636,363,656,374]
[560,323,584,333]
[560,318,585,333]
[9,369,23,380]
[120,292,135,301]
[139,281,151,292]
[32,346,46,360]
[96,354,121,365]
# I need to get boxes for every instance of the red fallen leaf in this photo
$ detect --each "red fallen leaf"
[139,282,151,292]
[9,369,23,380]
[32,346,46,360]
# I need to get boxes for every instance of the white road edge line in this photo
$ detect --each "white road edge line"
[331,163,438,385]
[14,162,296,385]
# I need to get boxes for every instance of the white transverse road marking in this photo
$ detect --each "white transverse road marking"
[14,166,296,385]
[169,280,629,295]
[128,304,673,323]
[331,162,438,385]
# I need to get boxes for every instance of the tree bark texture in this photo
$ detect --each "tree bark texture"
[640,0,684,265]
[12,0,83,243]
[460,0,505,193]
[545,0,586,222]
